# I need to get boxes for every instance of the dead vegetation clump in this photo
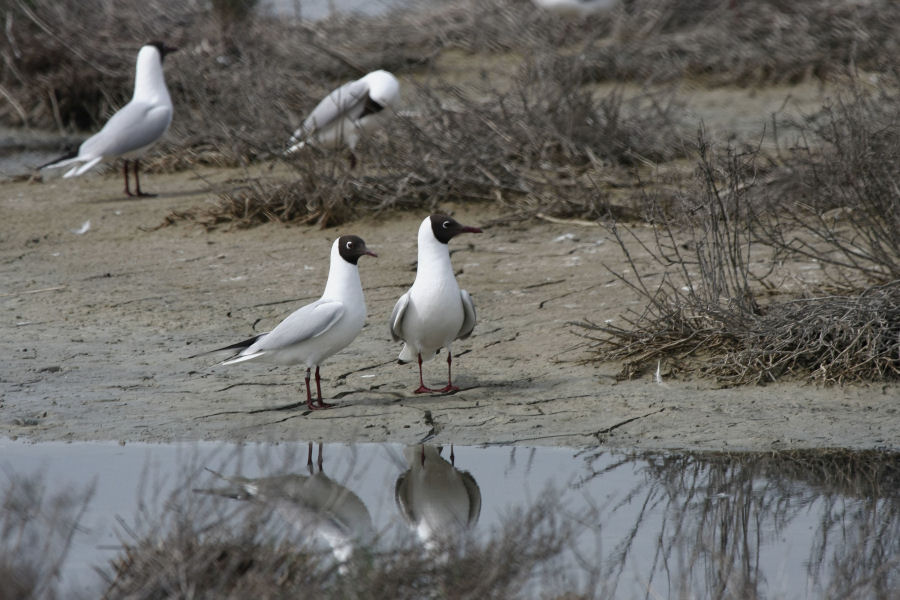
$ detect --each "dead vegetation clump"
[588,0,900,86]
[576,447,900,599]
[756,81,900,287]
[1,0,608,157]
[6,0,899,159]
[173,61,688,229]
[634,448,900,598]
[576,100,900,383]
[732,282,900,384]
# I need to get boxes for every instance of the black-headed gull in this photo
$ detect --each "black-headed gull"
[286,69,399,164]
[40,41,177,197]
[211,235,376,410]
[395,445,481,551]
[390,215,482,394]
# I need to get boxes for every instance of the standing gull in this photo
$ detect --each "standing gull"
[210,235,376,410]
[40,41,177,197]
[390,215,482,394]
[286,69,399,164]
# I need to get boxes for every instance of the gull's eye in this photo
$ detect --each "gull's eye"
[442,221,451,229]
[345,241,354,249]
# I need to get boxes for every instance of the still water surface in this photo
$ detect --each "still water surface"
[1,439,897,598]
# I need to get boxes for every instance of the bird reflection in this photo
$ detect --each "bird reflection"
[195,442,373,564]
[394,445,481,551]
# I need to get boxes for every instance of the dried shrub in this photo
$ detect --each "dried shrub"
[6,0,900,159]
[755,79,900,287]
[1,0,607,152]
[589,0,900,85]
[171,54,688,229]
[2,1,200,130]
[576,129,900,384]
[575,133,762,380]
[733,282,900,384]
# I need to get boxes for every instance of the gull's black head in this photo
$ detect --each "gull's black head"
[338,235,377,265]
[359,96,385,119]
[148,41,178,62]
[429,214,483,244]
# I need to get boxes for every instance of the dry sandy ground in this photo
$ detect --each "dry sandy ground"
[2,166,897,451]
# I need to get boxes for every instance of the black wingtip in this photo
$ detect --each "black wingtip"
[188,333,266,359]
[37,149,78,171]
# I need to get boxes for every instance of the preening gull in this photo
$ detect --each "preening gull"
[40,42,177,197]
[286,69,399,163]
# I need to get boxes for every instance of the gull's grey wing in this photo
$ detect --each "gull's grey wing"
[457,289,476,340]
[252,299,345,351]
[80,100,173,158]
[300,78,371,138]
[389,291,410,342]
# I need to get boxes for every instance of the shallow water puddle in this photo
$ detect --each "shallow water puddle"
[1,439,897,598]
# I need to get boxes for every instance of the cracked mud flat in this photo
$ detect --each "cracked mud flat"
[1,168,897,451]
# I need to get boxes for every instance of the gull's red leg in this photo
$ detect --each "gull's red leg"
[133,159,156,197]
[438,352,459,393]
[414,354,436,394]
[305,368,317,411]
[315,366,333,408]
[123,161,133,196]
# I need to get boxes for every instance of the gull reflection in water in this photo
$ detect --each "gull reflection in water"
[395,445,482,552]
[195,442,373,565]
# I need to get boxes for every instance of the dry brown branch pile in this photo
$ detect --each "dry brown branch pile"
[589,0,900,85]
[733,282,900,384]
[756,81,900,286]
[170,66,688,228]
[576,103,900,384]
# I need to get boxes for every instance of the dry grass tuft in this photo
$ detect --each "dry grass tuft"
[733,282,900,383]
[755,79,900,287]
[590,0,900,86]
[576,98,900,384]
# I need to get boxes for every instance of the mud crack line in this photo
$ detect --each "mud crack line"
[593,407,666,437]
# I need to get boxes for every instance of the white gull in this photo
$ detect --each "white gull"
[286,69,399,164]
[40,41,177,197]
[211,235,376,410]
[390,214,482,394]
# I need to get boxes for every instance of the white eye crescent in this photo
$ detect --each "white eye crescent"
[346,241,353,249]
[442,221,451,229]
